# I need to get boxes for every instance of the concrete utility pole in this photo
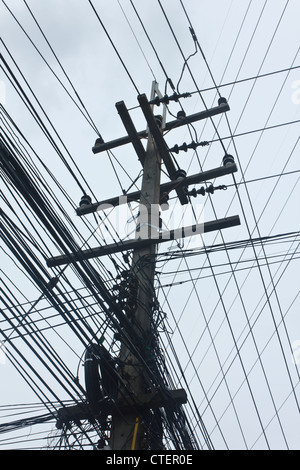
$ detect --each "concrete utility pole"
[109,121,162,450]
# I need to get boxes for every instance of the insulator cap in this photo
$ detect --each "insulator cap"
[95,136,104,145]
[177,110,186,120]
[173,169,187,180]
[223,154,235,166]
[155,115,163,127]
[79,194,92,207]
[218,97,228,106]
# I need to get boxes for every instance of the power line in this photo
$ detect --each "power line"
[169,0,298,448]
[1,0,101,136]
[87,0,140,95]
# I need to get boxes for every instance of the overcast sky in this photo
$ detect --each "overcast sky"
[0,0,300,450]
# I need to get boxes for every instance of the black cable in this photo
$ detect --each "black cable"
[129,0,174,89]
[192,64,300,96]
[157,0,227,154]
[0,139,183,444]
[177,0,298,448]
[117,0,157,82]
[1,1,101,136]
[88,0,140,95]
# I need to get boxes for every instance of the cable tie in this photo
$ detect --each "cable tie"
[168,78,175,91]
[47,277,59,289]
[189,26,198,43]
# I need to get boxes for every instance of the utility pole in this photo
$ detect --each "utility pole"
[109,116,163,450]
[48,82,240,450]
